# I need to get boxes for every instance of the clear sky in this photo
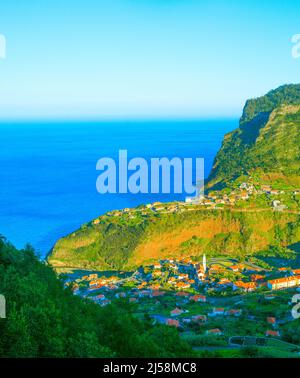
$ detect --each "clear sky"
[0,0,299,120]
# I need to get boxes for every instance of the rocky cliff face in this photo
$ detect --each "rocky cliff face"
[207,84,300,190]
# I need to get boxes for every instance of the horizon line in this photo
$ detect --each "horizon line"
[0,115,240,124]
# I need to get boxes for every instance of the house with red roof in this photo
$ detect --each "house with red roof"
[219,278,233,286]
[178,274,189,280]
[170,308,184,317]
[89,280,101,288]
[225,309,242,317]
[266,330,280,337]
[175,281,191,289]
[166,319,180,328]
[206,328,223,336]
[150,284,161,290]
[190,294,206,303]
[233,281,257,292]
[267,275,300,290]
[96,294,105,300]
[192,315,207,323]
[251,274,265,282]
[267,317,277,325]
[175,292,190,297]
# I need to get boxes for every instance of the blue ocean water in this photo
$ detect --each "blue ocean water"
[0,119,237,257]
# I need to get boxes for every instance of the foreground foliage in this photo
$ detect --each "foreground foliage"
[0,237,192,357]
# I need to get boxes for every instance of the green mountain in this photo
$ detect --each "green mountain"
[207,84,300,190]
[48,84,300,271]
[48,208,300,270]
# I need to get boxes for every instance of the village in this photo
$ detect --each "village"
[187,182,300,211]
[65,253,300,349]
[93,182,300,225]
[64,180,300,353]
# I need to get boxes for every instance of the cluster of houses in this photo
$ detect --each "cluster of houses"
[64,258,300,341]
[164,302,281,339]
[216,266,300,293]
[97,201,197,221]
[68,259,300,310]
[136,258,203,291]
[90,182,300,227]
[67,273,120,306]
[151,294,244,334]
[186,182,256,206]
[185,182,299,210]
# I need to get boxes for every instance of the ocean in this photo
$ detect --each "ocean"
[0,119,237,257]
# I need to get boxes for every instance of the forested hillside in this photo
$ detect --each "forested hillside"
[0,236,192,357]
[207,84,300,189]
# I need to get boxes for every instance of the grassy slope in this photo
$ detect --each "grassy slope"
[48,209,300,270]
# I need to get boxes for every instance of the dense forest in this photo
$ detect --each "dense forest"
[240,84,300,124]
[0,235,192,357]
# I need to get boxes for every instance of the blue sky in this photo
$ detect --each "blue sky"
[0,0,299,119]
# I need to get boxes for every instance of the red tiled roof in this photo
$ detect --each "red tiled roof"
[207,328,222,334]
[268,275,300,285]
[190,294,206,301]
[234,281,257,289]
[266,330,280,337]
[192,315,207,322]
[166,319,179,327]
[227,309,242,315]
[175,292,189,297]
[171,308,183,315]
[251,274,265,281]
[96,294,105,299]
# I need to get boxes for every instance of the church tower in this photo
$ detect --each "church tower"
[203,254,207,273]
